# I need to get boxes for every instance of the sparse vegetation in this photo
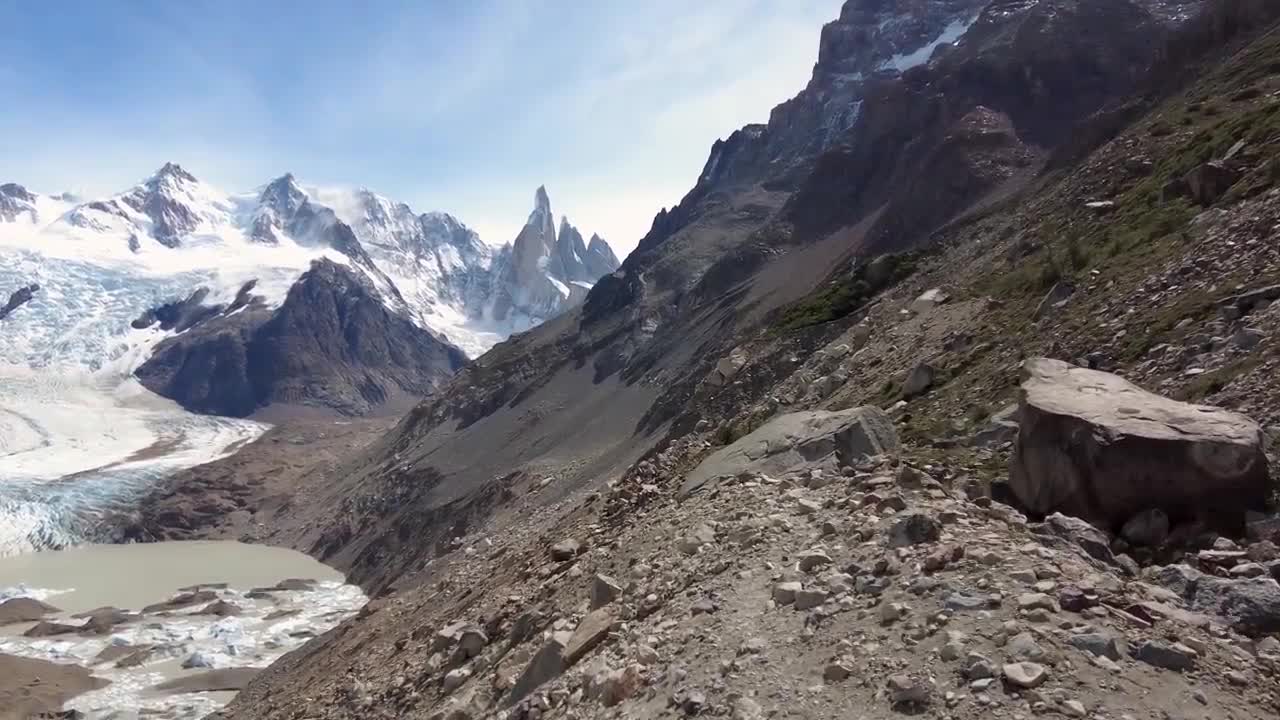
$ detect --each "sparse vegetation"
[772,251,923,332]
[1176,355,1264,402]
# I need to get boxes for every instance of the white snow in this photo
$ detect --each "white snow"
[878,16,977,72]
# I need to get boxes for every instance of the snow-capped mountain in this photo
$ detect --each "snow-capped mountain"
[0,164,618,553]
[0,165,620,358]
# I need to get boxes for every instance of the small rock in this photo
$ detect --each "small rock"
[1135,640,1196,671]
[1069,633,1123,660]
[1017,593,1056,612]
[1007,632,1046,661]
[690,598,717,616]
[824,661,853,682]
[1057,585,1094,612]
[887,674,931,706]
[1063,699,1087,717]
[1002,662,1047,689]
[550,539,581,561]
[964,653,996,680]
[732,697,764,720]
[679,688,707,716]
[773,582,803,606]
[456,627,488,659]
[940,641,965,661]
[794,588,829,611]
[887,513,942,548]
[799,550,832,572]
[443,667,471,693]
[878,602,908,625]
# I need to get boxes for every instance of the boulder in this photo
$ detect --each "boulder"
[902,363,937,398]
[590,574,623,609]
[1182,161,1240,206]
[563,609,616,666]
[680,407,898,497]
[1032,513,1115,564]
[0,597,59,626]
[550,539,581,561]
[1135,640,1196,670]
[1153,564,1280,636]
[1009,359,1268,528]
[507,631,570,705]
[707,351,747,387]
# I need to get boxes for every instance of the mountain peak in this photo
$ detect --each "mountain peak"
[152,162,197,184]
[534,185,551,213]
[259,173,308,216]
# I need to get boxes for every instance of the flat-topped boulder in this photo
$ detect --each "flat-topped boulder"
[681,406,898,497]
[1009,358,1268,528]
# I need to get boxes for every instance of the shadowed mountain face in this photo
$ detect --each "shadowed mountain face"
[136,259,468,417]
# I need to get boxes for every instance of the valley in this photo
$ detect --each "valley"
[4,0,1280,718]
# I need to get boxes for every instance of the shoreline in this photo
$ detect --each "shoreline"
[0,540,365,719]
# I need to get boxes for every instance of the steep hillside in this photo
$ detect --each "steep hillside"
[257,0,1209,593]
[123,2,1280,718]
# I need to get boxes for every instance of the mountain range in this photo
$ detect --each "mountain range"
[8,0,1280,717]
[0,166,620,415]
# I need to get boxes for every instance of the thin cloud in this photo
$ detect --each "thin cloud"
[1,0,843,257]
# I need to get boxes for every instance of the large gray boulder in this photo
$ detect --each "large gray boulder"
[1009,358,1269,528]
[1153,564,1280,636]
[680,407,898,497]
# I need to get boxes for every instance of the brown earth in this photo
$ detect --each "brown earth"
[0,653,106,720]
[112,417,396,547]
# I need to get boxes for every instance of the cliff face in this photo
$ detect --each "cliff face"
[136,259,468,417]
[485,187,620,326]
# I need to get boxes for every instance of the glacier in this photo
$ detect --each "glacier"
[0,166,621,555]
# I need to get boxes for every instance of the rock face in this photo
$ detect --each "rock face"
[1009,358,1268,527]
[0,182,39,222]
[136,259,468,417]
[486,187,620,325]
[0,283,38,320]
[680,407,899,496]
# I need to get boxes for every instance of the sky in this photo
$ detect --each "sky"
[0,0,842,257]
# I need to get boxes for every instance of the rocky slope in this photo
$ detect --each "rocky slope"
[115,1,1280,718]
[246,0,1217,591]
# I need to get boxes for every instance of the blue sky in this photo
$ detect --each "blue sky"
[1,0,841,256]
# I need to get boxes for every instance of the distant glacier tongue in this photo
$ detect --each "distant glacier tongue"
[0,250,271,556]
